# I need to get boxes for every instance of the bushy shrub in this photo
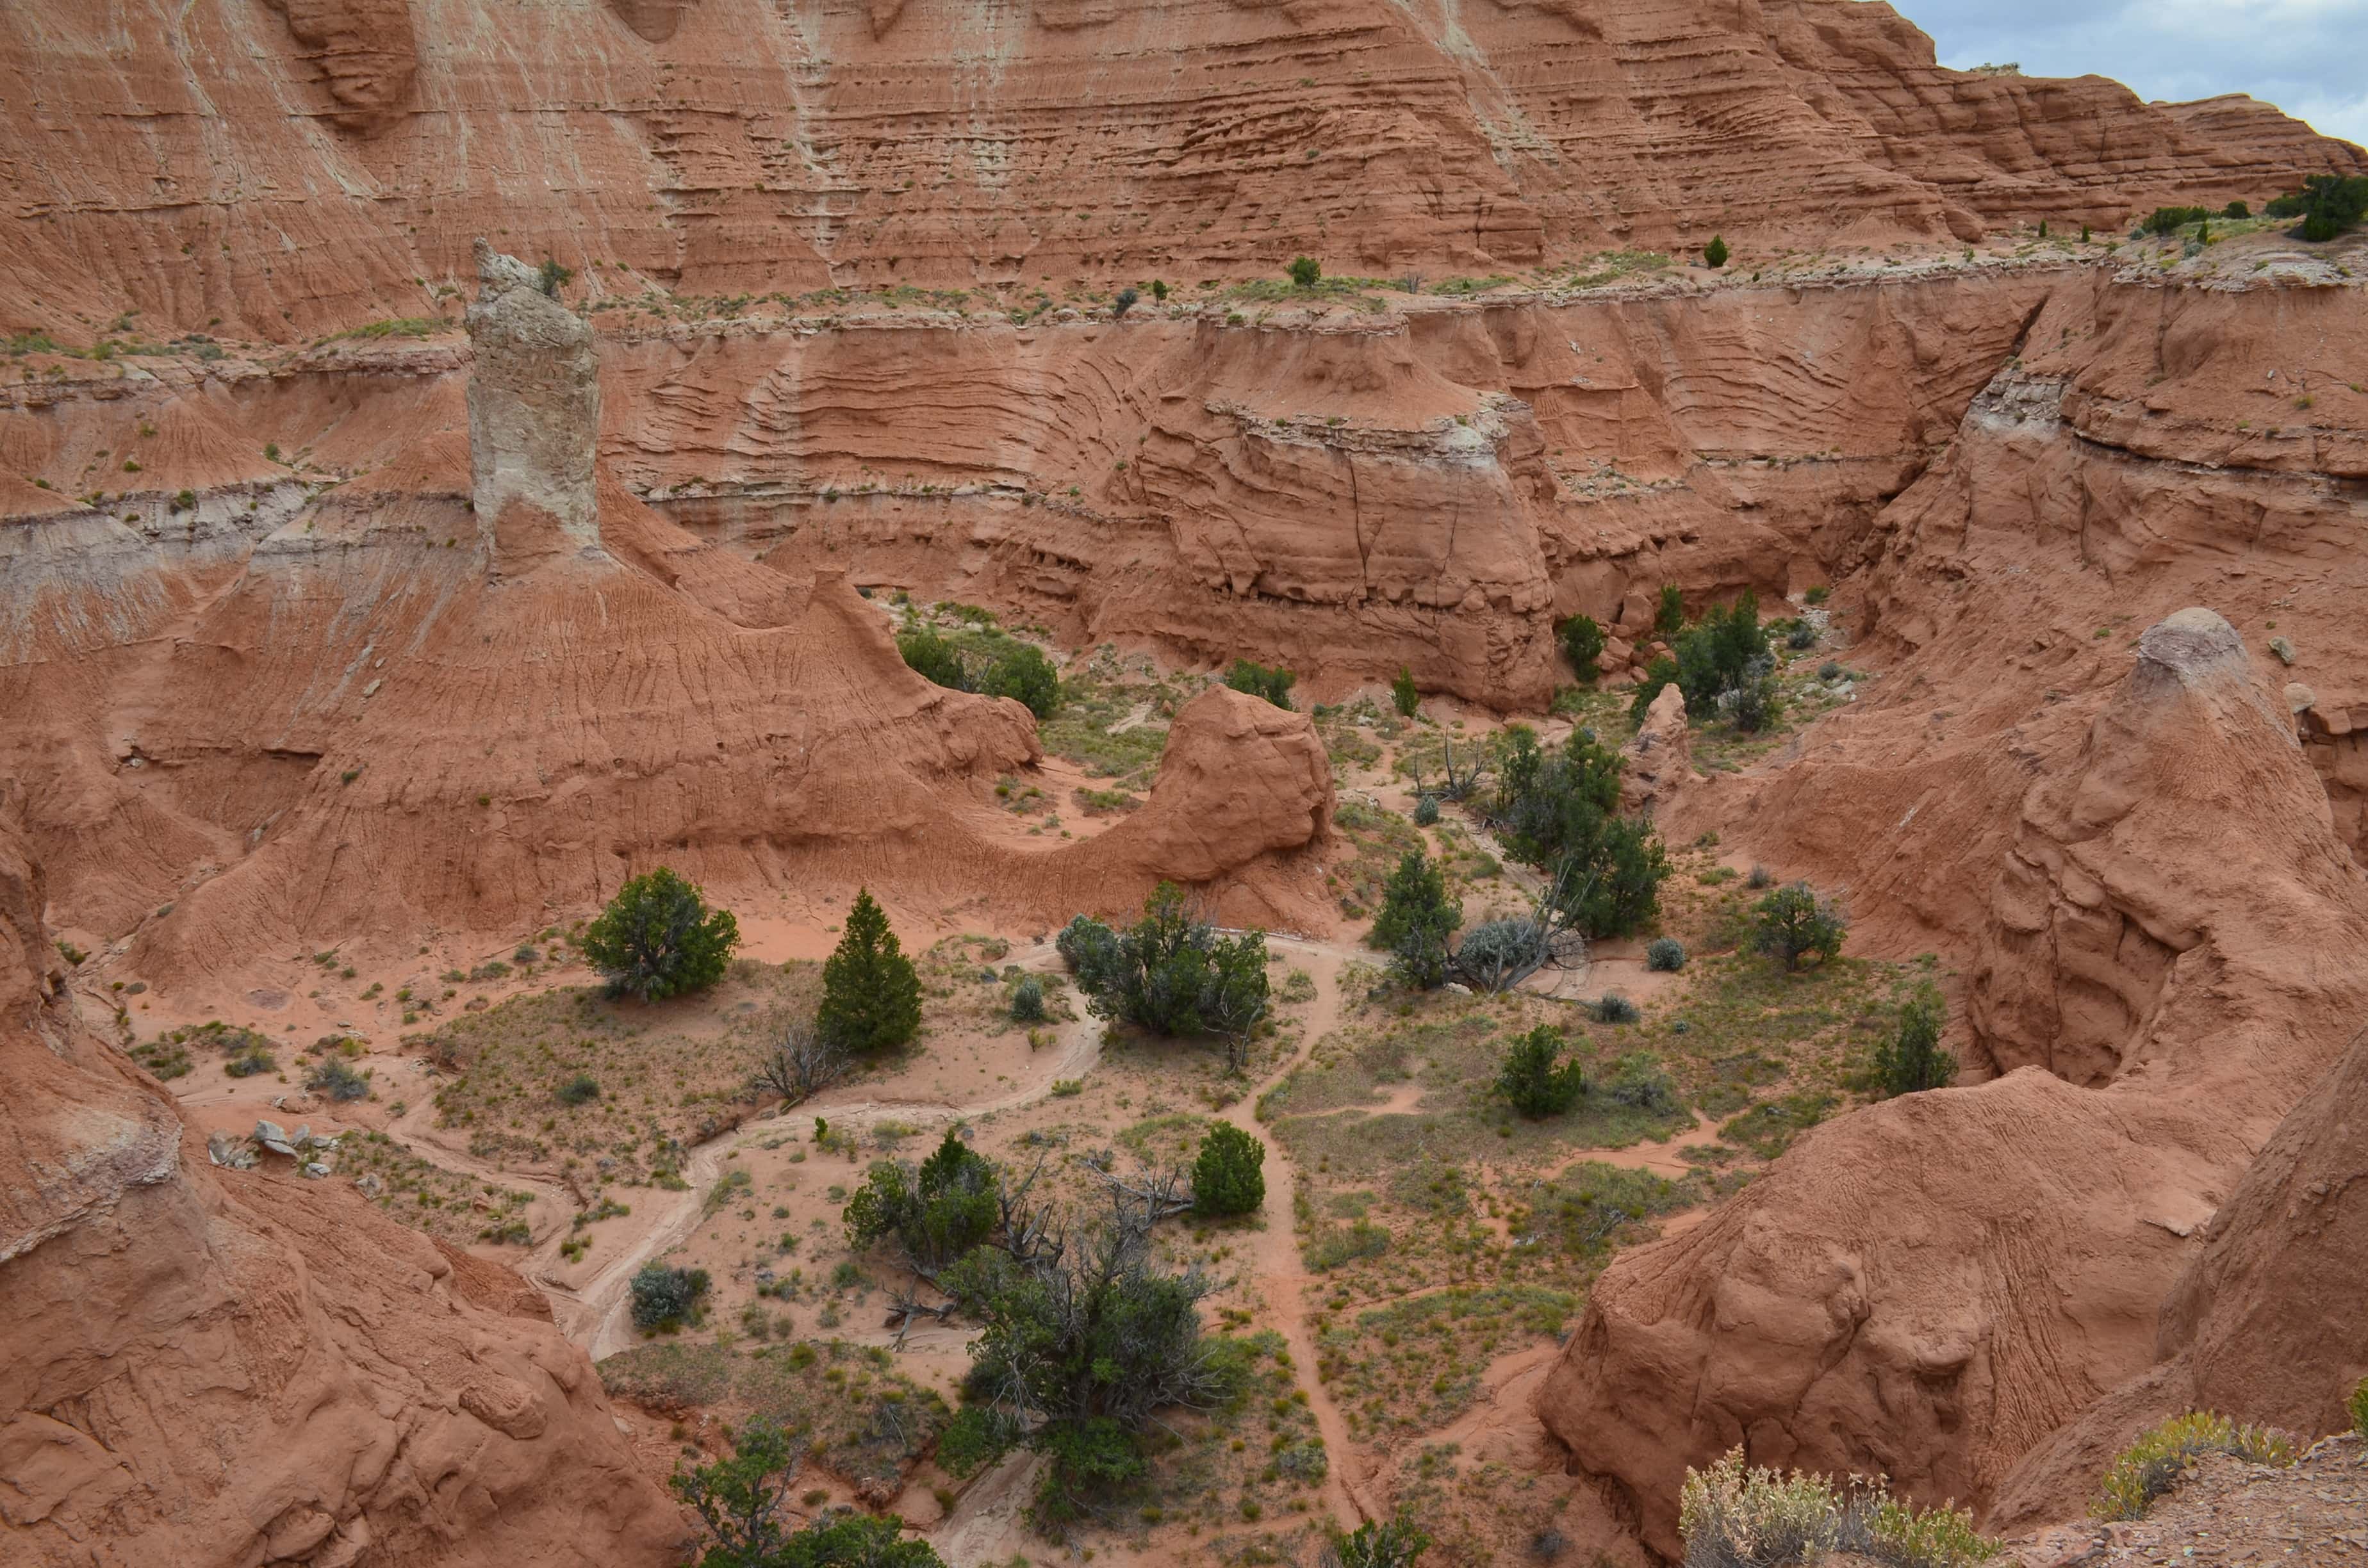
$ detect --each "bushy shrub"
[1588,992,1639,1025]
[672,1418,946,1567]
[1329,1510,1431,1567]
[2094,1412,2296,1521]
[1784,619,1818,651]
[844,1129,999,1268]
[1063,884,1269,1059]
[896,624,968,690]
[2223,199,2249,219]
[2348,1375,2368,1439]
[1452,917,1550,993]
[1112,286,1139,318]
[581,867,740,1002]
[1192,1123,1266,1216]
[1370,849,1461,990]
[225,1045,277,1078]
[1645,937,1686,972]
[1392,666,1420,717]
[1681,1449,1998,1568]
[1753,882,1846,971]
[1704,235,1729,268]
[1656,584,1684,636]
[1632,591,1777,731]
[1009,974,1046,1022]
[1224,658,1295,710]
[978,642,1060,717]
[1871,983,1953,1095]
[1747,863,1773,889]
[2144,205,2212,235]
[630,1262,711,1332]
[1057,913,1115,974]
[1489,728,1670,939]
[302,1056,368,1101]
[818,889,921,1053]
[557,1072,601,1106]
[1288,255,1322,287]
[2266,175,2368,241]
[1497,1025,1586,1118]
[1557,614,1606,680]
[1411,793,1440,827]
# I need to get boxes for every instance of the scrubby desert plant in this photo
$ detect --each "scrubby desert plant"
[581,867,739,1002]
[1645,936,1686,972]
[1326,1510,1431,1567]
[1370,849,1461,990]
[1558,613,1606,680]
[556,1072,601,1106]
[1288,255,1322,287]
[1392,665,1421,717]
[1411,794,1440,827]
[2348,1375,2368,1438]
[1497,1025,1586,1118]
[1225,658,1295,710]
[1062,884,1268,1068]
[1588,992,1640,1025]
[1656,584,1685,635]
[844,1128,999,1269]
[818,890,922,1054]
[1753,882,1845,971]
[306,1056,370,1100]
[1704,235,1729,268]
[1681,1448,1998,1567]
[1871,983,1953,1096]
[2094,1413,2296,1521]
[630,1262,711,1332]
[1192,1123,1265,1216]
[1009,974,1046,1022]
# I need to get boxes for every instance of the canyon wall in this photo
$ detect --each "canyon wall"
[0,798,687,1567]
[1537,608,2368,1555]
[2,0,2358,341]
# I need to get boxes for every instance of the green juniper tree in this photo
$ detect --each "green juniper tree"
[818,890,922,1053]
[580,867,739,1001]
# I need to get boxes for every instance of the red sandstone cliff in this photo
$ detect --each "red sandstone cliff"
[0,0,2356,341]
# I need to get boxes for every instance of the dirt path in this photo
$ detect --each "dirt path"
[1219,936,1378,1531]
[566,939,1106,1359]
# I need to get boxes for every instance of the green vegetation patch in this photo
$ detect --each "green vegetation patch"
[415,958,817,1184]
[1315,1286,1576,1438]
[598,1337,950,1499]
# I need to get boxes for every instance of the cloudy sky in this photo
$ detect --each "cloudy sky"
[1900,0,2368,149]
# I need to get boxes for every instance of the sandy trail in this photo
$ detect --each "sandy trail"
[1219,936,1377,1531]
[568,940,1105,1359]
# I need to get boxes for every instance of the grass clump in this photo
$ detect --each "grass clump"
[2094,1412,2297,1521]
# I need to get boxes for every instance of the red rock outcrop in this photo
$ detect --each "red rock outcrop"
[0,798,685,1567]
[0,249,1335,989]
[0,1,2356,341]
[1535,608,2368,1556]
[1986,1015,2368,1530]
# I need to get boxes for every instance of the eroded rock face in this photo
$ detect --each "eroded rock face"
[466,241,605,572]
[1534,608,2368,1555]
[261,0,418,135]
[0,805,684,1567]
[1987,1017,2368,1530]
[1,0,2358,339]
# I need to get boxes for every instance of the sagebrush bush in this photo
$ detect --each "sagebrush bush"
[2349,1376,2368,1438]
[1411,793,1440,827]
[2094,1412,2296,1521]
[1680,1449,1998,1568]
[1589,992,1640,1024]
[306,1056,368,1101]
[1009,974,1046,1022]
[629,1262,711,1332]
[1645,936,1686,972]
[556,1072,600,1106]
